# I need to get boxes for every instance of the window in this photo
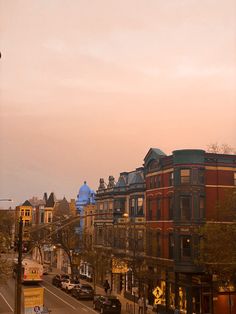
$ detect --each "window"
[234,172,236,185]
[169,172,174,186]
[169,234,174,259]
[180,169,191,184]
[181,236,191,258]
[115,199,126,212]
[130,198,135,216]
[40,212,44,223]
[180,196,191,220]
[147,199,152,220]
[157,175,161,188]
[148,160,159,171]
[48,212,52,223]
[150,177,154,189]
[24,220,30,227]
[156,198,161,220]
[25,209,30,216]
[199,197,205,219]
[168,196,174,220]
[156,232,161,257]
[21,209,24,217]
[198,169,205,184]
[137,197,144,216]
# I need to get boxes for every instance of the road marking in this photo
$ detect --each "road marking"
[42,285,77,310]
[0,292,14,312]
[42,279,98,313]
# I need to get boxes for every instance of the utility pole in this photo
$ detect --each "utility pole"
[15,217,23,314]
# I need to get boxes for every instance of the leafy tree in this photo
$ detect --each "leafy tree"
[198,189,236,284]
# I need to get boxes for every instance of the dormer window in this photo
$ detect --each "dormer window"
[148,160,159,171]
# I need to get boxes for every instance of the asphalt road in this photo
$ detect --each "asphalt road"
[0,275,98,314]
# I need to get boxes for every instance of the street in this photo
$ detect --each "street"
[0,275,98,314]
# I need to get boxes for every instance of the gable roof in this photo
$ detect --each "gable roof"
[22,200,32,206]
[45,192,56,207]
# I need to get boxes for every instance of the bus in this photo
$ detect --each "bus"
[14,259,43,283]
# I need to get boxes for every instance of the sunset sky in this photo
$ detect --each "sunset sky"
[0,0,236,207]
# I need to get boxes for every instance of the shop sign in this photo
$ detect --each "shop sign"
[112,258,128,274]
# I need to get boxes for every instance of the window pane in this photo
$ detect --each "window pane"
[169,234,174,259]
[181,236,191,257]
[200,197,205,219]
[180,196,191,220]
[180,169,190,184]
[169,172,174,186]
[168,197,174,220]
[156,199,161,220]
[199,169,205,184]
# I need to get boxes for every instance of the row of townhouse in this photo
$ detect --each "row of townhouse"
[93,148,236,314]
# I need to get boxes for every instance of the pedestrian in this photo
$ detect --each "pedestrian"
[103,279,110,294]
[138,296,144,314]
[174,307,180,314]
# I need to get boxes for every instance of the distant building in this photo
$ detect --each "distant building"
[76,181,95,229]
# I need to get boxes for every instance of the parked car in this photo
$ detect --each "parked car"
[52,274,70,288]
[71,283,94,300]
[61,278,80,293]
[93,295,121,314]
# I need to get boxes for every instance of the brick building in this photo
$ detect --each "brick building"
[94,148,236,314]
[144,148,236,314]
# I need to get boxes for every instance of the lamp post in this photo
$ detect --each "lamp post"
[123,213,141,314]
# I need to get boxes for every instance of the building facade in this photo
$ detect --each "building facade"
[144,148,236,314]
[93,148,236,314]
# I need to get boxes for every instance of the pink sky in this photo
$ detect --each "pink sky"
[0,0,236,207]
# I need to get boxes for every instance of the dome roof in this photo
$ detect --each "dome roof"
[79,181,91,194]
[76,181,95,210]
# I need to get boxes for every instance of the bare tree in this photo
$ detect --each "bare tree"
[207,143,236,154]
[0,210,15,284]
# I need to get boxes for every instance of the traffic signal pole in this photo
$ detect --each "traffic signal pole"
[15,217,23,314]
